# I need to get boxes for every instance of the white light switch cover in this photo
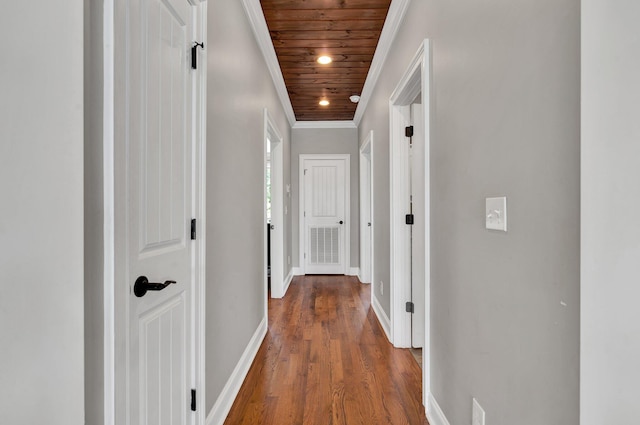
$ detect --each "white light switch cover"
[486,196,507,231]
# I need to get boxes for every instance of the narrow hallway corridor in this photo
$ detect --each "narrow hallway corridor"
[224,275,428,424]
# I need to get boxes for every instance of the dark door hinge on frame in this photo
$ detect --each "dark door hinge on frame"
[405,214,414,225]
[191,389,197,411]
[405,126,414,138]
[191,42,204,69]
[406,302,415,313]
[191,218,197,240]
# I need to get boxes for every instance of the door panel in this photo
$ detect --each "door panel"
[411,103,425,348]
[126,0,194,424]
[303,158,347,274]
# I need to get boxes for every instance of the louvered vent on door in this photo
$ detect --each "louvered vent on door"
[309,227,340,264]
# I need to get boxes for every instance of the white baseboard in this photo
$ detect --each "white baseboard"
[292,267,303,276]
[371,293,391,342]
[205,317,267,425]
[348,267,360,276]
[283,269,293,295]
[426,393,451,425]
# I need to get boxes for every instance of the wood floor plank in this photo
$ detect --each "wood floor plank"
[224,275,429,425]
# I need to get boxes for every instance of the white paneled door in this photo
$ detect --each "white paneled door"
[126,0,195,424]
[301,156,349,275]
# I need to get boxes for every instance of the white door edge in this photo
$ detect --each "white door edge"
[389,39,431,405]
[299,154,351,275]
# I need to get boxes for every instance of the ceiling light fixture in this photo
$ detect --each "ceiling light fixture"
[319,99,330,106]
[317,55,332,65]
[349,95,361,103]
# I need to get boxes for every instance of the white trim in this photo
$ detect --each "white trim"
[265,109,286,301]
[292,121,357,130]
[298,154,351,275]
[205,317,268,425]
[283,269,293,296]
[359,131,374,285]
[240,0,296,126]
[426,393,451,425]
[371,293,392,342]
[353,0,411,125]
[292,267,303,276]
[348,267,360,277]
[192,3,208,424]
[389,40,432,401]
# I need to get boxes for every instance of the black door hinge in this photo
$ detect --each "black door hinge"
[406,302,415,313]
[405,125,414,138]
[191,42,204,69]
[405,214,414,225]
[191,218,197,240]
[191,389,197,412]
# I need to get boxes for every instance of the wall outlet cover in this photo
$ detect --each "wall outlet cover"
[486,196,507,232]
[472,398,486,425]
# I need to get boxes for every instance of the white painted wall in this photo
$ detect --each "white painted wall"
[0,2,85,424]
[581,1,640,422]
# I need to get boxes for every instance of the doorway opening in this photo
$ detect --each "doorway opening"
[264,109,286,300]
[389,39,431,407]
[359,131,374,285]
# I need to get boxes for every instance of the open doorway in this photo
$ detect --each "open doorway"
[389,40,431,407]
[264,109,286,300]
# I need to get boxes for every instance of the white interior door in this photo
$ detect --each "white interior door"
[410,103,425,348]
[301,156,348,275]
[126,1,195,424]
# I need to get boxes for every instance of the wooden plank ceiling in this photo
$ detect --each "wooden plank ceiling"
[261,0,392,121]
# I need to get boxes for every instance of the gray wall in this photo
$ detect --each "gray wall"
[291,127,359,270]
[358,0,580,424]
[0,2,85,424]
[84,0,104,423]
[582,1,640,423]
[205,0,291,412]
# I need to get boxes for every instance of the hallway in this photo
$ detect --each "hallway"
[224,276,428,424]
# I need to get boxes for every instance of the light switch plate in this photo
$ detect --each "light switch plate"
[486,196,507,232]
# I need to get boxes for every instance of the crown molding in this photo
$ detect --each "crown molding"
[240,0,297,126]
[292,121,357,130]
[353,0,412,126]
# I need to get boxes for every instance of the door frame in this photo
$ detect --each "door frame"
[264,109,286,299]
[298,154,351,275]
[389,39,431,405]
[359,131,374,284]
[104,1,207,424]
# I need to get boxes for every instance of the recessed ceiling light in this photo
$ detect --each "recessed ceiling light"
[349,95,361,103]
[317,56,332,65]
[319,99,330,106]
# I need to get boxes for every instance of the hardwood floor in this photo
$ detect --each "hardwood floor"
[224,275,429,425]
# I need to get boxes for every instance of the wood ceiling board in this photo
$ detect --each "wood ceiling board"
[261,0,391,10]
[277,61,372,69]
[269,30,382,40]
[273,46,377,56]
[266,19,385,31]
[263,8,388,21]
[276,54,374,62]
[272,39,379,49]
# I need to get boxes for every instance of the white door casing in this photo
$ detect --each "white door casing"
[410,103,425,348]
[300,155,350,275]
[389,39,431,407]
[108,0,204,424]
[265,109,286,299]
[359,132,374,284]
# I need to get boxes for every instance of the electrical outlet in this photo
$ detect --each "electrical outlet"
[472,398,485,425]
[380,281,384,296]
